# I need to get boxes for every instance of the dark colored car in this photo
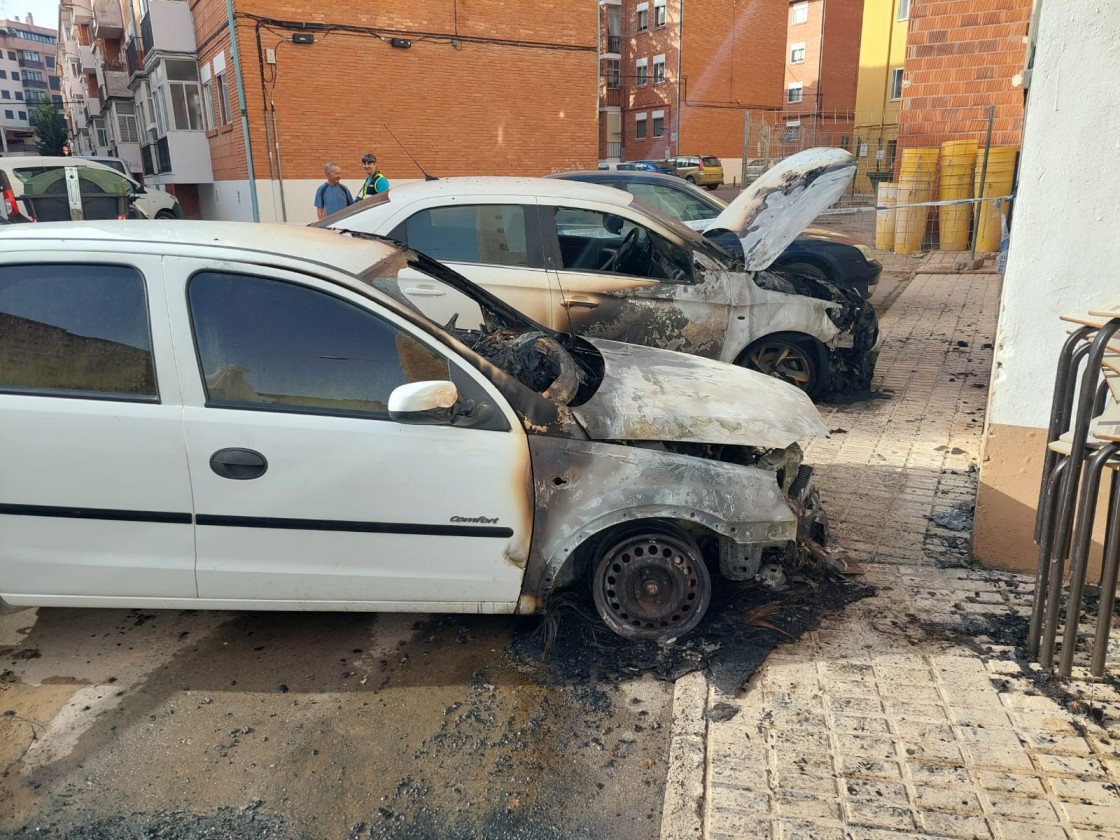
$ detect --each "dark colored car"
[616,160,679,176]
[549,169,882,300]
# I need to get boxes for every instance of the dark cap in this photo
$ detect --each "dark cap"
[361,153,377,164]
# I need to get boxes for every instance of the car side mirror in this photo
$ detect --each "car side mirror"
[388,380,459,425]
[132,184,147,194]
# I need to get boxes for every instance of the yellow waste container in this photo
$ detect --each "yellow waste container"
[875,182,898,251]
[973,146,1017,252]
[938,139,977,251]
[895,147,939,254]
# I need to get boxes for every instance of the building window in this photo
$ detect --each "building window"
[636,2,649,31]
[790,42,805,63]
[0,70,6,79]
[605,58,621,88]
[201,78,214,129]
[652,54,665,84]
[24,69,43,82]
[11,71,18,81]
[17,111,26,120]
[49,76,59,90]
[652,110,665,138]
[46,56,54,70]
[654,0,667,26]
[94,117,108,147]
[890,68,903,100]
[783,121,801,143]
[159,59,204,131]
[897,0,910,21]
[3,109,11,119]
[19,50,39,62]
[635,112,647,140]
[215,72,231,125]
[636,58,648,87]
[115,102,140,143]
[6,51,14,61]
[14,91,22,100]
[1,91,8,100]
[787,83,803,104]
[791,2,808,24]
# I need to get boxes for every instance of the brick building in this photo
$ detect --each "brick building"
[783,0,863,158]
[897,0,1032,152]
[190,0,600,222]
[598,0,788,182]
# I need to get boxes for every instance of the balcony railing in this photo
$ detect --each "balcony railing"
[157,136,171,174]
[126,37,143,76]
[606,34,621,53]
[21,78,49,89]
[18,57,44,69]
[140,13,153,55]
[606,141,622,159]
[600,85,623,107]
[141,143,154,176]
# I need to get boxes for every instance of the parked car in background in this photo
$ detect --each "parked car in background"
[319,148,878,399]
[663,154,724,189]
[616,160,678,176]
[549,169,882,300]
[77,155,132,178]
[0,157,181,223]
[0,219,831,642]
[745,158,779,183]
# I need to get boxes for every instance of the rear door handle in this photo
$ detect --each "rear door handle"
[561,295,599,310]
[210,448,268,480]
[404,285,447,297]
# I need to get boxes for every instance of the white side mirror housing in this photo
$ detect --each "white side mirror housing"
[388,380,459,425]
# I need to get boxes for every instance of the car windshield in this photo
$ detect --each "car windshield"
[340,232,603,405]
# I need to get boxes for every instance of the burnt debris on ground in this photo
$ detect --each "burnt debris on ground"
[512,559,875,695]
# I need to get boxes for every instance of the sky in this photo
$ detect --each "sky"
[0,0,62,28]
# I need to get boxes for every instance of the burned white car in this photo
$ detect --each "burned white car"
[320,148,878,400]
[0,221,828,641]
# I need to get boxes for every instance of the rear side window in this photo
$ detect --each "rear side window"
[188,271,449,417]
[0,263,156,399]
[399,204,530,267]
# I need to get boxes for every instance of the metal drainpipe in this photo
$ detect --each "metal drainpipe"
[225,0,260,222]
[675,0,682,156]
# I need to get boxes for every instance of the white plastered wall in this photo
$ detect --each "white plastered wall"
[987,0,1120,430]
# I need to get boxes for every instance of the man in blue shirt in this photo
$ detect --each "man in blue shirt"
[314,162,354,220]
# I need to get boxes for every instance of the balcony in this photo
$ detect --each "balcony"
[140,0,198,59]
[79,44,98,74]
[141,130,214,183]
[96,62,130,101]
[605,34,621,54]
[600,81,623,108]
[84,96,101,118]
[64,0,93,25]
[18,57,44,70]
[91,0,124,40]
[126,37,144,77]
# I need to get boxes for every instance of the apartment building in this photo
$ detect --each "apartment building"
[783,0,863,158]
[0,16,63,154]
[852,0,908,192]
[185,0,598,223]
[598,0,787,181]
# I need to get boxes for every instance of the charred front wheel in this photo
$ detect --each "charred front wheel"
[592,524,711,641]
[742,334,824,400]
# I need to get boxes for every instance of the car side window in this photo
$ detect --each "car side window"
[551,207,694,283]
[398,204,530,268]
[188,271,450,417]
[622,182,717,223]
[0,263,156,399]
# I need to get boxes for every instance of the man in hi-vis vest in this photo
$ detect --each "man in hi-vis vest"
[357,153,390,199]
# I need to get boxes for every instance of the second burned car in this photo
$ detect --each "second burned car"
[319,148,879,400]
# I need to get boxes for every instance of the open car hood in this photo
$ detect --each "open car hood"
[708,148,856,271]
[571,339,826,449]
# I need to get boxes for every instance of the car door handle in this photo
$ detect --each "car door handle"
[561,295,600,310]
[210,448,268,481]
[404,285,447,297]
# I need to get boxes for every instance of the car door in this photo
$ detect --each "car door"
[385,201,556,331]
[539,202,733,360]
[163,257,532,608]
[0,252,197,602]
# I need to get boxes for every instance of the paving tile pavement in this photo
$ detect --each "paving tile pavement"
[661,271,1120,840]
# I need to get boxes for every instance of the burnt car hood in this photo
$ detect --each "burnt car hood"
[708,148,856,271]
[570,338,827,448]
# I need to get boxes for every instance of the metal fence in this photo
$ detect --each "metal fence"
[742,105,1020,256]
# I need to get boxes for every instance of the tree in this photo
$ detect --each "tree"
[31,100,68,156]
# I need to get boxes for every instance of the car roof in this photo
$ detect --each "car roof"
[0,155,118,171]
[362,175,637,209]
[0,220,399,275]
[552,169,700,188]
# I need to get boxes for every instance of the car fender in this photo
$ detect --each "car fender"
[518,437,799,609]
[719,272,843,364]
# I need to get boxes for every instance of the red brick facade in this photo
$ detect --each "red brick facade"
[191,0,600,183]
[898,0,1031,152]
[620,0,787,163]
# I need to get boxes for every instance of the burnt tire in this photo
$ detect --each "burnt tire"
[741,333,824,401]
[591,523,711,642]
